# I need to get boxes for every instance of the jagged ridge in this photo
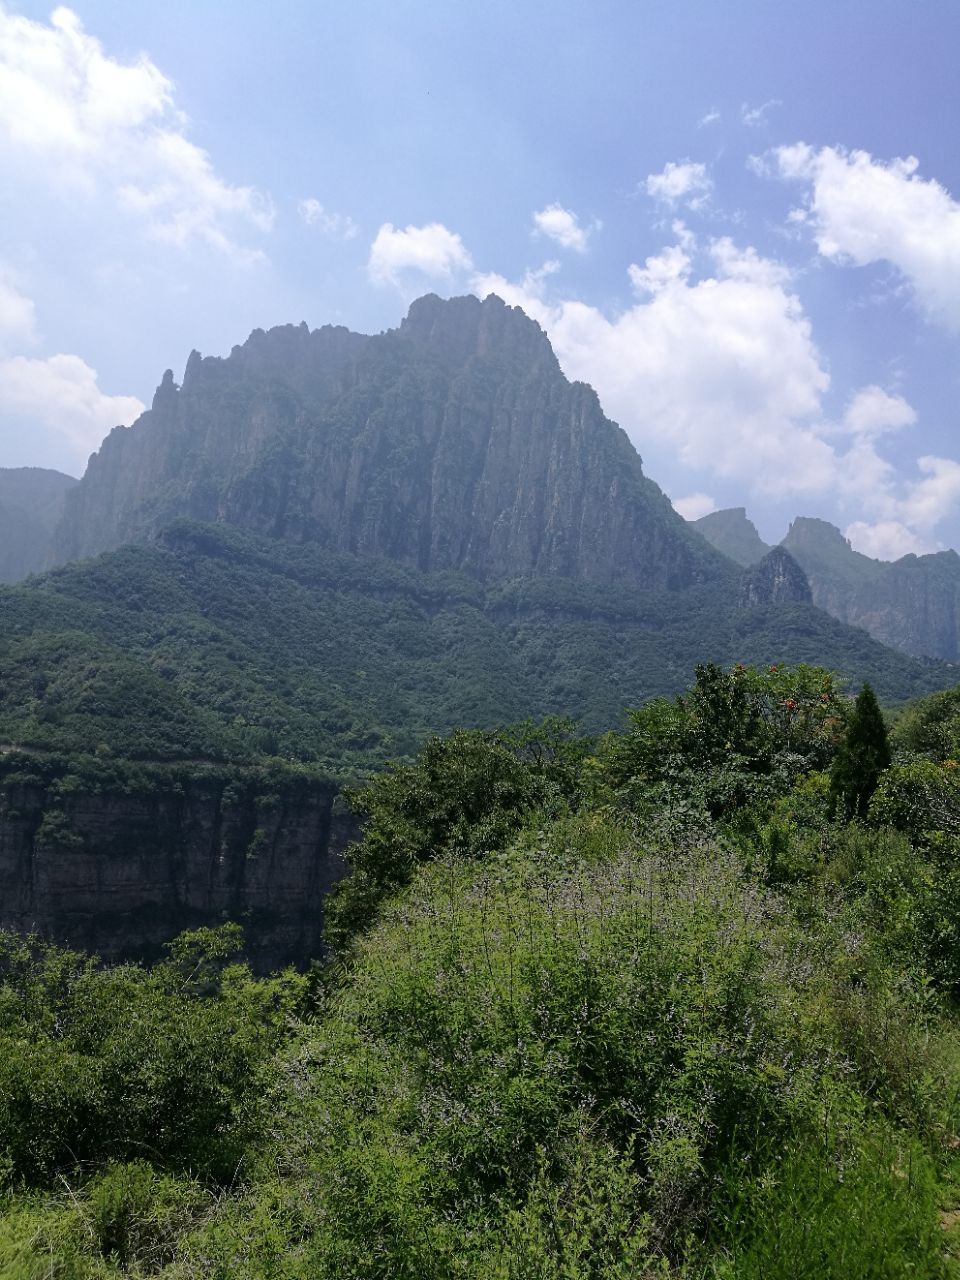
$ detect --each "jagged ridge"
[54,294,728,592]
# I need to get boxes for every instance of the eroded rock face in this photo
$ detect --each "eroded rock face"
[54,294,726,592]
[0,758,352,969]
[738,547,813,608]
[782,518,960,662]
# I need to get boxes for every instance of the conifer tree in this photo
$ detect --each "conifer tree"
[830,681,891,817]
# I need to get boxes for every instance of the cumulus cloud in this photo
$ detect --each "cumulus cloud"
[476,229,833,495]
[772,144,960,328]
[0,352,144,457]
[840,386,916,437]
[473,227,960,556]
[532,204,598,253]
[673,493,716,521]
[845,521,929,560]
[0,5,273,260]
[645,160,712,209]
[847,457,960,558]
[698,108,721,127]
[297,198,358,239]
[368,222,473,289]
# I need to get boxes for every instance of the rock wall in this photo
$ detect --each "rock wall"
[0,755,353,970]
[53,294,726,593]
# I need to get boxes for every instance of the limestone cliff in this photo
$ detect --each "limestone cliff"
[0,754,352,969]
[54,294,726,592]
[782,517,960,662]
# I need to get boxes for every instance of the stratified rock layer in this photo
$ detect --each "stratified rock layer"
[0,757,352,970]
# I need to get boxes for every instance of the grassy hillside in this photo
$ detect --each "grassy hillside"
[0,521,952,775]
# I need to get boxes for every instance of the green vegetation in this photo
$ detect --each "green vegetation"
[5,662,960,1275]
[830,681,891,816]
[0,521,951,774]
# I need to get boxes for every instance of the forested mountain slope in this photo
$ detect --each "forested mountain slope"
[1,521,953,775]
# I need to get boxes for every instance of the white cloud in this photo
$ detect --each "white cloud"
[845,520,929,560]
[845,456,960,559]
[476,230,834,496]
[0,273,38,349]
[532,203,598,253]
[297,198,358,239]
[628,243,691,295]
[698,108,720,127]
[772,144,960,328]
[473,229,960,555]
[0,352,144,457]
[0,4,273,260]
[645,160,712,209]
[841,386,916,438]
[673,493,716,521]
[368,222,473,289]
[741,99,781,127]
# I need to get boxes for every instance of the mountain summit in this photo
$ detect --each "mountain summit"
[54,294,726,592]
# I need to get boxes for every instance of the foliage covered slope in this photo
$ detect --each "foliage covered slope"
[0,521,952,773]
[4,664,960,1276]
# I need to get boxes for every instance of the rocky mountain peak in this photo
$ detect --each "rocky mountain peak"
[738,546,813,608]
[52,294,729,592]
[782,516,852,555]
[693,506,771,567]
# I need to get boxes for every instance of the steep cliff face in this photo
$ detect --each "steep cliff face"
[738,547,813,608]
[54,294,725,592]
[0,755,352,969]
[0,468,77,582]
[693,507,771,567]
[782,517,960,662]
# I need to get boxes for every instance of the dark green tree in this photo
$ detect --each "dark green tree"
[830,682,891,817]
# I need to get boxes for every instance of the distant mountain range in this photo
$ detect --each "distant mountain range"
[0,467,77,583]
[693,507,960,662]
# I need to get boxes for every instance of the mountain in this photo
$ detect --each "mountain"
[8,295,958,963]
[693,509,960,663]
[4,520,951,770]
[54,293,726,592]
[3,519,953,963]
[0,467,77,583]
[694,506,771,567]
[739,547,812,608]
[782,517,960,662]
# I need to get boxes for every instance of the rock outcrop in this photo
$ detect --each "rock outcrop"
[0,755,352,969]
[738,547,813,608]
[54,294,726,592]
[782,517,960,662]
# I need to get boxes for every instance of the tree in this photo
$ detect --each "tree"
[830,682,891,818]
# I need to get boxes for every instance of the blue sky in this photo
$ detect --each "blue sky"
[1,1,959,558]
